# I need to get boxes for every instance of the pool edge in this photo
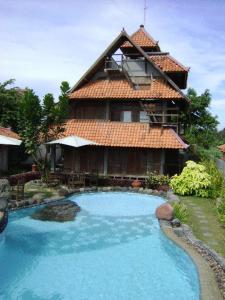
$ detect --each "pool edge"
[160,221,223,300]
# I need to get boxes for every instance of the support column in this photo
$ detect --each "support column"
[104,148,108,176]
[105,100,110,120]
[50,145,56,172]
[160,149,165,174]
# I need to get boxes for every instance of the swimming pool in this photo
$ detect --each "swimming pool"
[0,192,199,299]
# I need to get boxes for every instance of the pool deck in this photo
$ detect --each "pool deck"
[160,221,223,300]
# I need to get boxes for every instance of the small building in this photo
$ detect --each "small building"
[60,25,190,178]
[0,127,21,174]
[219,144,225,161]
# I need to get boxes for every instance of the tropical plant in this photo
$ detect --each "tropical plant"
[147,172,170,189]
[171,202,188,223]
[217,199,225,227]
[202,160,224,198]
[18,81,70,182]
[170,161,212,197]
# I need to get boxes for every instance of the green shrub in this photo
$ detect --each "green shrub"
[202,160,224,198]
[217,199,225,227]
[170,160,212,197]
[147,172,170,189]
[171,202,188,223]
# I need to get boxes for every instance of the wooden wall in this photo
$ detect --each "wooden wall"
[63,146,163,176]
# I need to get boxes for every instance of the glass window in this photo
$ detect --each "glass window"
[140,111,149,123]
[123,111,132,122]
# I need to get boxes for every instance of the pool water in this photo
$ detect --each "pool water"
[0,192,199,300]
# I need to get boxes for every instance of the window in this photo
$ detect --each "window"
[122,111,132,122]
[140,111,149,123]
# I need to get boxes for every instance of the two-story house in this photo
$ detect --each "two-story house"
[60,25,189,178]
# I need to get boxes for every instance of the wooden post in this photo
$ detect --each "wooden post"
[105,101,110,120]
[160,149,165,174]
[162,102,167,124]
[104,148,108,176]
[50,145,56,172]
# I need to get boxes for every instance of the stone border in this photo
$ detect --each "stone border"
[160,220,225,299]
[8,186,166,211]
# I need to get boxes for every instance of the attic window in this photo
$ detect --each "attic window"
[122,111,132,122]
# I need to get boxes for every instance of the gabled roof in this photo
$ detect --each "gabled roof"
[148,53,189,73]
[0,127,20,139]
[70,78,184,100]
[69,29,189,102]
[121,25,160,51]
[63,119,189,149]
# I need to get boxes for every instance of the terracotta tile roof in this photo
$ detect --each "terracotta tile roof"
[121,26,158,49]
[148,54,189,72]
[63,119,188,149]
[0,127,20,139]
[219,144,225,153]
[69,78,184,100]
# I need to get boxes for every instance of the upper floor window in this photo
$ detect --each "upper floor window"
[140,111,149,123]
[122,111,132,122]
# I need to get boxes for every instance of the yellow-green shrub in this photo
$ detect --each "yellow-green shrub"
[170,161,212,197]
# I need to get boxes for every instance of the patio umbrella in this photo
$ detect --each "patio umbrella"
[0,135,22,146]
[46,135,97,172]
[46,135,97,147]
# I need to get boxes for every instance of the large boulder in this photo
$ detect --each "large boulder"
[0,198,8,211]
[31,200,81,222]
[25,180,47,190]
[155,203,174,221]
[32,193,46,202]
[0,179,11,198]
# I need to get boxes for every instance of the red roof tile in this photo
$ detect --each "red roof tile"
[149,54,189,73]
[63,119,188,149]
[121,26,158,49]
[219,144,225,153]
[0,127,20,139]
[70,78,184,100]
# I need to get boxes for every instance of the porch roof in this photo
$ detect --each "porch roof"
[148,54,189,73]
[62,119,188,149]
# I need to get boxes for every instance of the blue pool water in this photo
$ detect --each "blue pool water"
[0,192,199,300]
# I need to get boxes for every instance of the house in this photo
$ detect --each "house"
[0,127,21,174]
[219,144,225,160]
[60,25,190,178]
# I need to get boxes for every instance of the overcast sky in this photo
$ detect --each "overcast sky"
[0,0,225,129]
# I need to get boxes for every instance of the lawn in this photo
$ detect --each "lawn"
[180,196,225,258]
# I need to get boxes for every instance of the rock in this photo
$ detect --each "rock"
[0,198,8,211]
[166,190,179,202]
[25,180,47,190]
[58,186,70,197]
[0,211,8,233]
[31,200,81,222]
[171,218,181,227]
[0,179,11,198]
[32,193,46,202]
[155,203,174,221]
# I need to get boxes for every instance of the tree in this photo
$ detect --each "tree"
[18,81,70,181]
[181,88,220,160]
[0,79,22,131]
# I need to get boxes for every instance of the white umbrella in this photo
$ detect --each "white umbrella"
[46,135,97,147]
[0,135,22,146]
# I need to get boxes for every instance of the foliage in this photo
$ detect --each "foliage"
[170,161,212,197]
[171,202,188,223]
[18,81,70,181]
[217,199,225,227]
[147,172,170,189]
[181,88,220,161]
[0,79,22,131]
[202,160,224,198]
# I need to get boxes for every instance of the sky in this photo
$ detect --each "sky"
[0,0,225,129]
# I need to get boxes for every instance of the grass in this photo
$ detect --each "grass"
[180,196,225,258]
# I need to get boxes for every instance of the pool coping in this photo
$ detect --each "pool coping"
[160,220,224,300]
[6,186,225,299]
